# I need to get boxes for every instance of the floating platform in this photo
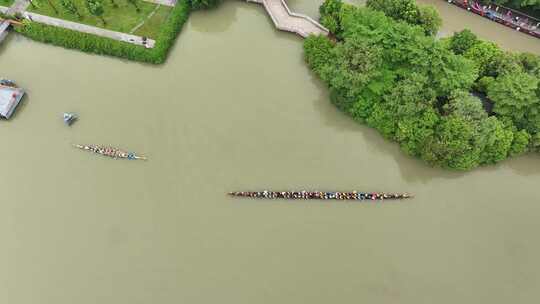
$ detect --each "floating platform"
[0,79,25,119]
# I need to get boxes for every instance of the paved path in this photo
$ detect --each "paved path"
[247,0,328,38]
[24,12,156,48]
[6,0,29,15]
[0,0,30,46]
[143,0,176,7]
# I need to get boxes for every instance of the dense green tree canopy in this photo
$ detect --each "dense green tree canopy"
[366,0,442,35]
[305,0,540,170]
[447,29,479,55]
[488,72,539,122]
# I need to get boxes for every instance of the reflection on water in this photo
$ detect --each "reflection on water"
[0,1,540,304]
[189,0,239,33]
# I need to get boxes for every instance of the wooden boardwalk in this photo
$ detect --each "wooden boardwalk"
[246,0,329,38]
[0,0,30,45]
[1,0,327,48]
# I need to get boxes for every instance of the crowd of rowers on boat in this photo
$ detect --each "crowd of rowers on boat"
[448,0,540,38]
[73,144,147,160]
[228,191,412,201]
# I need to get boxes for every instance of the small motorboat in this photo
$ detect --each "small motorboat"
[63,112,78,126]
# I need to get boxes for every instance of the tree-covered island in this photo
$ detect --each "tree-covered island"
[304,0,540,170]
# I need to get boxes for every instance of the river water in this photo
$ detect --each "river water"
[0,1,539,303]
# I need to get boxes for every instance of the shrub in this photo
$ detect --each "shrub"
[366,0,441,35]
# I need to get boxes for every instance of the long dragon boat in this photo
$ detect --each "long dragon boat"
[73,144,147,160]
[228,191,412,201]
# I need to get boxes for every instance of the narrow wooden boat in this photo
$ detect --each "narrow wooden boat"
[228,191,412,201]
[73,144,147,160]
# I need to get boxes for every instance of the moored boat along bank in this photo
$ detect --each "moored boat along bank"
[229,191,412,200]
[447,0,540,39]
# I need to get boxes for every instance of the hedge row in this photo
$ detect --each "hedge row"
[12,0,191,64]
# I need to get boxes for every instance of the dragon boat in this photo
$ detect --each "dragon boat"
[73,144,147,160]
[228,191,412,201]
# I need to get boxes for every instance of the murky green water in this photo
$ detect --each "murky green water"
[1,1,539,303]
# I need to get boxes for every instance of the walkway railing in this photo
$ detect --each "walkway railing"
[247,0,329,38]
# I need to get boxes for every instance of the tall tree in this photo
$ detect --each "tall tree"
[86,0,106,25]
[366,0,441,35]
[60,0,81,19]
[127,0,140,12]
[319,0,344,35]
[488,71,539,123]
[447,29,479,55]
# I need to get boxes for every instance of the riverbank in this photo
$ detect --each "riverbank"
[1,0,328,63]
[26,0,172,39]
[1,0,189,63]
[2,2,540,303]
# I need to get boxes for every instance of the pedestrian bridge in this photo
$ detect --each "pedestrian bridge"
[246,0,329,38]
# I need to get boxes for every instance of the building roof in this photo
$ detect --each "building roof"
[0,86,24,119]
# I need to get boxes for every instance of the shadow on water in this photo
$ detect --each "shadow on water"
[189,0,239,34]
[310,86,466,183]
[312,85,540,180]
[502,153,540,176]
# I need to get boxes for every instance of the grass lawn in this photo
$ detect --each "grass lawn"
[134,5,171,38]
[28,0,171,38]
[0,0,14,7]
